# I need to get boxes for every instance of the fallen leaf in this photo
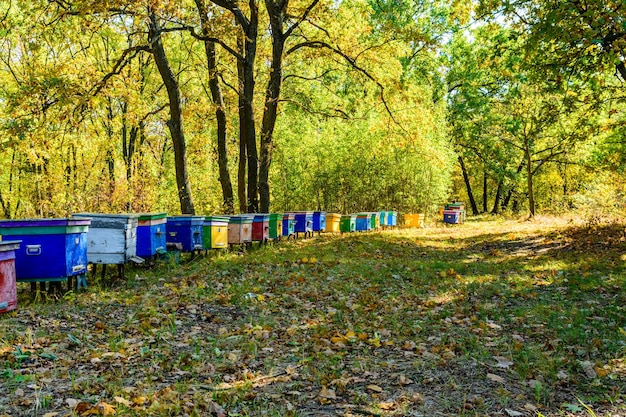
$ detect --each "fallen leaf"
[319,387,337,399]
[487,373,505,384]
[366,384,383,393]
[74,401,92,414]
[580,360,597,378]
[114,397,132,407]
[379,401,395,410]
[43,413,59,417]
[494,356,514,369]
[505,408,523,416]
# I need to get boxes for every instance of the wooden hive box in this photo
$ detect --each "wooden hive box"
[443,210,461,224]
[167,216,205,252]
[252,214,270,242]
[340,214,356,233]
[268,213,283,239]
[0,241,21,314]
[325,213,341,233]
[203,216,229,249]
[228,215,253,245]
[292,211,313,234]
[73,213,139,264]
[355,213,371,231]
[313,211,326,233]
[0,219,90,285]
[282,213,295,237]
[136,212,167,258]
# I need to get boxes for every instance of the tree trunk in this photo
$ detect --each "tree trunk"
[491,177,502,214]
[259,1,286,213]
[525,144,535,218]
[482,168,488,213]
[242,33,259,213]
[148,12,195,214]
[502,159,524,211]
[196,0,234,214]
[458,156,479,215]
[236,32,247,213]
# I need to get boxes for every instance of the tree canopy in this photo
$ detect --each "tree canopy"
[0,0,623,218]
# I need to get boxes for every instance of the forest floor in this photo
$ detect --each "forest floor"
[1,215,626,417]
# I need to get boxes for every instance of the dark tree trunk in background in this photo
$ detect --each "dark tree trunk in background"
[259,0,287,213]
[236,32,248,213]
[196,0,234,214]
[491,178,503,214]
[149,12,195,214]
[458,155,479,215]
[482,168,488,213]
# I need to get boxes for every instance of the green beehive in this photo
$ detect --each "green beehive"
[269,213,283,240]
[340,214,356,233]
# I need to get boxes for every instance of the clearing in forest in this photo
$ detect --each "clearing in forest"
[1,216,625,417]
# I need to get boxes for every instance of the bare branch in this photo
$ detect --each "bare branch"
[284,0,320,38]
[286,40,403,129]
[89,44,151,97]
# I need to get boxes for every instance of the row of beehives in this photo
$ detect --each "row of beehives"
[0,211,398,313]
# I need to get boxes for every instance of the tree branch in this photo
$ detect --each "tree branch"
[285,40,403,129]
[284,0,320,38]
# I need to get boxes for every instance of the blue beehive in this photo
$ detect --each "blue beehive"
[137,213,167,258]
[388,211,397,227]
[292,211,313,235]
[443,210,461,224]
[166,216,204,252]
[312,211,326,233]
[0,219,90,286]
[355,213,371,231]
[282,213,295,238]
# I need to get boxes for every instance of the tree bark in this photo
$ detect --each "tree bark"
[196,0,234,214]
[458,155,479,215]
[482,168,488,213]
[502,159,524,211]
[148,12,195,214]
[259,0,287,213]
[491,177,503,214]
[236,31,247,213]
[524,142,535,218]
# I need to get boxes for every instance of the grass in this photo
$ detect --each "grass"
[1,215,625,416]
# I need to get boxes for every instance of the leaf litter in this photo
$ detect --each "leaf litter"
[0,216,625,416]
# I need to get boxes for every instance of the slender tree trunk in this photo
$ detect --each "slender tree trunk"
[491,177,503,214]
[236,32,247,213]
[458,156,479,215]
[242,32,259,213]
[482,168,488,213]
[525,144,535,218]
[148,12,195,214]
[259,1,286,213]
[196,0,234,214]
[502,159,524,211]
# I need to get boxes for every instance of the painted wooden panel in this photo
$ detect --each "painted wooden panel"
[269,213,283,239]
[203,216,229,249]
[0,241,20,313]
[73,214,138,264]
[313,212,326,232]
[0,219,89,281]
[252,214,270,242]
[282,214,295,237]
[167,216,205,252]
[340,215,356,232]
[325,213,341,233]
[137,213,167,257]
[227,216,252,244]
